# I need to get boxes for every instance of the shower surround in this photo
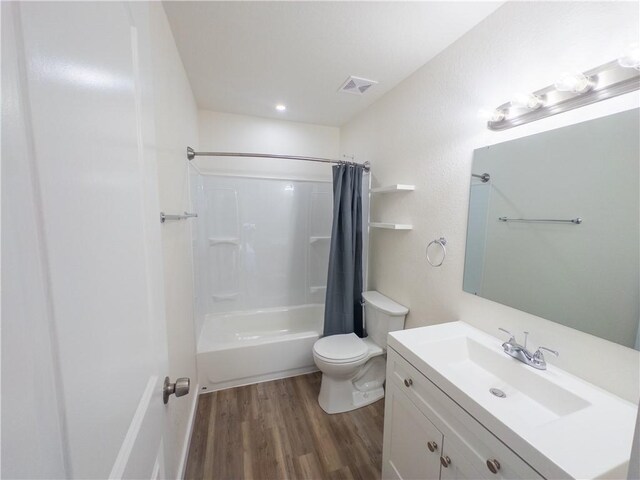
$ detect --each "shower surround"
[191,173,332,391]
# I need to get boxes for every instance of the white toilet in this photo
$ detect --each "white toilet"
[313,291,408,414]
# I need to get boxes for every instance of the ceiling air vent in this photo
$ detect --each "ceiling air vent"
[338,76,378,95]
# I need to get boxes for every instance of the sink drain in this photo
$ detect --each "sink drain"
[490,388,506,398]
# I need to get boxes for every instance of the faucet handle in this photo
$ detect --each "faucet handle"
[536,346,559,357]
[498,328,515,342]
[533,346,559,366]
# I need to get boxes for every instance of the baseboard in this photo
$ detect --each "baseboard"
[200,367,319,394]
[177,383,200,480]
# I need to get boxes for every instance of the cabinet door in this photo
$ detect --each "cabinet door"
[387,349,544,480]
[439,440,485,480]
[382,383,443,480]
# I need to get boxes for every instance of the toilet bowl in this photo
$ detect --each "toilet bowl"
[313,291,409,414]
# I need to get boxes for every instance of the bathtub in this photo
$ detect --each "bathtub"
[197,304,324,392]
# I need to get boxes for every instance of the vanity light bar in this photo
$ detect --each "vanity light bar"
[486,60,640,131]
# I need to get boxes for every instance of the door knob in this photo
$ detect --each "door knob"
[163,376,190,404]
[440,456,451,468]
[427,441,438,452]
[404,378,413,387]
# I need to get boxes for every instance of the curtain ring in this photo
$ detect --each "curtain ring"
[426,237,447,267]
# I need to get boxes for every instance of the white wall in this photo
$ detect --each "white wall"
[149,4,199,478]
[341,1,640,403]
[197,110,339,181]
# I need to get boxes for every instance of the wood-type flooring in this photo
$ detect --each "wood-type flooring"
[185,372,384,480]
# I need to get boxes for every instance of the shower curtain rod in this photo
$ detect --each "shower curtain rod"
[186,147,370,172]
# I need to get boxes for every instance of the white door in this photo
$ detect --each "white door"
[3,2,172,478]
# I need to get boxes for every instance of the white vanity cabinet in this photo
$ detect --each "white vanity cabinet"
[383,385,444,479]
[382,347,544,480]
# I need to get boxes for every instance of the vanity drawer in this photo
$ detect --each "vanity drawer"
[387,348,545,480]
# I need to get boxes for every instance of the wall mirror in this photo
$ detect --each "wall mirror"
[464,109,639,350]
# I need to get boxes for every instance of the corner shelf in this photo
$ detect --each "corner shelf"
[371,184,415,194]
[370,222,413,230]
[309,236,330,244]
[209,237,240,246]
[211,292,240,301]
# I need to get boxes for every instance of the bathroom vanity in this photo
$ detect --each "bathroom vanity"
[382,322,637,480]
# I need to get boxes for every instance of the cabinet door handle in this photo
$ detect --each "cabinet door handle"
[427,441,438,452]
[440,456,451,468]
[403,378,413,387]
[486,459,501,474]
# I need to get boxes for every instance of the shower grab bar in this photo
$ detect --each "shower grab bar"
[498,216,582,224]
[160,212,198,223]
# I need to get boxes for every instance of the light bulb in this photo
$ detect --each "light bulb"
[554,72,594,94]
[275,104,286,111]
[618,42,640,69]
[510,92,544,110]
[478,108,507,122]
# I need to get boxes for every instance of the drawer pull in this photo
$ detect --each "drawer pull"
[486,459,501,474]
[403,378,413,387]
[440,456,451,468]
[427,441,438,452]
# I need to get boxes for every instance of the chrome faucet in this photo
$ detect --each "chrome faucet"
[498,328,559,370]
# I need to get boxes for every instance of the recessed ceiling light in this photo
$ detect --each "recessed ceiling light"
[275,104,286,111]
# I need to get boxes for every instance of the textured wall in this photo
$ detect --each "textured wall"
[341,1,640,402]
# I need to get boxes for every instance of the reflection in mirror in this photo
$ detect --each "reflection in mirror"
[464,109,639,350]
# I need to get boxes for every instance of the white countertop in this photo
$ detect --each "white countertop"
[388,321,638,479]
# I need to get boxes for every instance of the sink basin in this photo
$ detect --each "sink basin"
[388,321,638,480]
[421,336,590,427]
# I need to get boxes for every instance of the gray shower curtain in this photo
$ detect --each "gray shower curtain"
[323,164,364,337]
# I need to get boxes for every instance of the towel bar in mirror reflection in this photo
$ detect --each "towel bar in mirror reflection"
[463,108,639,351]
[160,212,198,223]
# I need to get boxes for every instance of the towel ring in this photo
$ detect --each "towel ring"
[426,237,447,267]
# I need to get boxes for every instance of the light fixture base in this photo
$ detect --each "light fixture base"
[487,60,639,131]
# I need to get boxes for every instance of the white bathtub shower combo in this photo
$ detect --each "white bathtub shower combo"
[197,305,323,391]
[189,166,399,410]
[191,173,334,391]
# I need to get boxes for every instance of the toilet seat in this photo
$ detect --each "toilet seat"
[312,291,408,414]
[313,333,368,364]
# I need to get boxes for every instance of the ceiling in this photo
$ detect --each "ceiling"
[164,1,503,126]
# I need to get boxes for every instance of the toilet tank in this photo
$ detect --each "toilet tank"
[362,291,409,348]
